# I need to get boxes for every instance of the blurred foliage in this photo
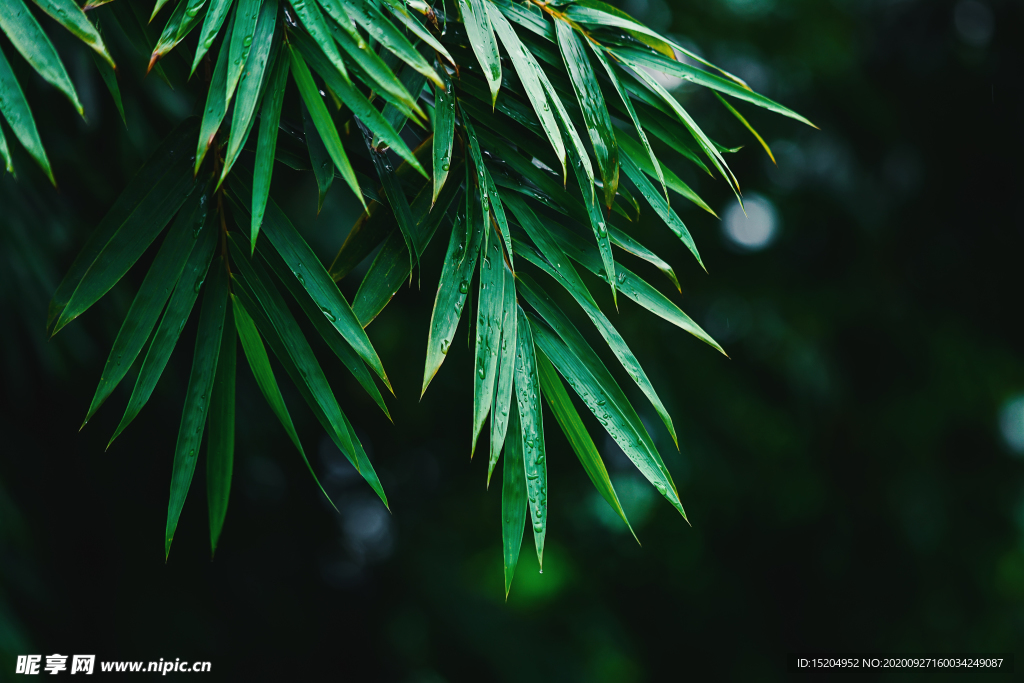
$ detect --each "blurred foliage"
[1,0,1023,680]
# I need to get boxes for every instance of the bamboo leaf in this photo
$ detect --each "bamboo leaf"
[220,5,280,186]
[513,304,546,569]
[714,91,776,163]
[190,0,232,76]
[207,302,236,557]
[615,130,714,215]
[432,65,455,206]
[289,0,351,83]
[380,0,454,66]
[32,0,116,68]
[89,48,125,126]
[501,398,526,598]
[518,278,686,519]
[303,101,334,213]
[291,30,425,177]
[83,183,212,425]
[107,212,218,446]
[0,122,11,174]
[487,262,516,487]
[165,255,229,561]
[0,43,52,184]
[462,114,513,268]
[151,0,204,66]
[556,19,618,208]
[251,45,289,250]
[507,195,677,448]
[421,211,483,397]
[567,1,673,58]
[53,143,198,334]
[339,0,441,87]
[458,0,501,105]
[471,238,505,457]
[195,15,232,173]
[230,292,310,479]
[536,349,633,536]
[486,4,565,177]
[359,120,417,276]
[372,65,427,148]
[288,43,363,207]
[225,0,263,100]
[0,0,83,114]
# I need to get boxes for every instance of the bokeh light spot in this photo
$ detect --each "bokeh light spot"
[722,193,779,251]
[999,395,1024,454]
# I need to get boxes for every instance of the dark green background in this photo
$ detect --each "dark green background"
[2,0,1022,679]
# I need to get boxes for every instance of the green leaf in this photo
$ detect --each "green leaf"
[207,302,236,557]
[288,0,351,83]
[83,184,212,426]
[513,304,546,569]
[607,224,679,292]
[379,0,454,67]
[491,0,551,40]
[32,0,116,68]
[555,19,618,208]
[225,0,263,100]
[372,64,427,148]
[519,278,686,519]
[104,1,172,86]
[53,140,198,334]
[0,122,11,174]
[613,46,815,128]
[432,65,455,206]
[615,130,715,216]
[230,292,311,484]
[536,349,633,536]
[151,0,204,66]
[501,398,526,598]
[471,238,506,457]
[251,45,289,250]
[89,48,126,126]
[619,151,704,270]
[714,91,776,163]
[253,234,392,419]
[0,0,83,114]
[229,249,387,507]
[107,211,218,446]
[288,43,363,208]
[226,172,392,391]
[190,0,232,77]
[507,195,677,448]
[564,135,616,307]
[567,1,674,58]
[219,4,280,187]
[351,166,462,326]
[462,114,513,268]
[195,14,232,174]
[339,0,441,87]
[165,255,229,561]
[458,0,500,105]
[486,4,565,177]
[587,41,665,202]
[421,211,483,397]
[0,43,52,184]
[359,120,418,277]
[486,261,516,487]
[290,30,425,178]
[150,0,175,21]
[303,101,334,213]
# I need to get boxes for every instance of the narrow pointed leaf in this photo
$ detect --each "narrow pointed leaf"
[519,278,685,518]
[0,0,83,114]
[150,0,174,21]
[207,303,236,556]
[536,349,632,535]
[359,121,417,276]
[151,0,203,64]
[32,0,116,68]
[0,43,52,184]
[432,65,455,206]
[290,30,425,177]
[616,130,715,215]
[513,305,546,569]
[486,4,565,176]
[251,46,289,250]
[714,91,776,163]
[501,399,527,598]
[567,1,673,58]
[288,0,351,83]
[339,0,441,87]
[471,238,505,457]
[379,0,454,67]
[89,48,126,126]
[372,65,427,148]
[487,262,516,487]
[289,45,361,206]
[608,224,679,292]
[165,255,229,560]
[421,212,483,396]
[462,114,513,268]
[107,217,218,445]
[459,0,500,105]
[225,0,263,100]
[84,184,212,425]
[0,123,11,174]
[195,15,232,173]
[555,19,617,207]
[303,102,334,213]
[190,0,232,76]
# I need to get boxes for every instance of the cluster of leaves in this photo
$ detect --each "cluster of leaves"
[3,0,811,593]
